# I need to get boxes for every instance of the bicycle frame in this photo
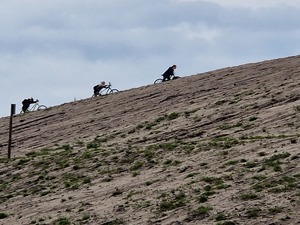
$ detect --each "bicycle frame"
[100,84,112,95]
[20,101,47,114]
[28,103,40,111]
[96,82,119,96]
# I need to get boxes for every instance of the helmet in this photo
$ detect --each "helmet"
[101,81,105,85]
[172,64,177,68]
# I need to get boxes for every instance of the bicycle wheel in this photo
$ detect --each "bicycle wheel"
[108,89,119,94]
[154,79,163,84]
[37,105,47,110]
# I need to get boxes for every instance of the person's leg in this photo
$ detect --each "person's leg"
[22,105,29,113]
[162,75,170,82]
[94,87,101,96]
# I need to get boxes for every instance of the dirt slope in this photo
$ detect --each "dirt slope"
[1,55,300,225]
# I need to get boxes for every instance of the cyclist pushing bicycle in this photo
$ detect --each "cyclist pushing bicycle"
[93,81,108,96]
[154,64,180,84]
[162,64,178,82]
[21,97,38,113]
[92,81,119,97]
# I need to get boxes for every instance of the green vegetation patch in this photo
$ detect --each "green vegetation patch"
[185,205,213,221]
[253,175,299,193]
[208,136,241,149]
[0,212,8,219]
[63,173,91,190]
[158,191,187,212]
[262,152,291,172]
[52,217,71,225]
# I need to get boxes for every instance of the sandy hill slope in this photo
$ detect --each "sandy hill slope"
[1,55,300,225]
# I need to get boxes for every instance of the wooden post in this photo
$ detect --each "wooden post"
[8,104,16,159]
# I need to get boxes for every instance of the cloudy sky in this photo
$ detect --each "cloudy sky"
[1,0,300,117]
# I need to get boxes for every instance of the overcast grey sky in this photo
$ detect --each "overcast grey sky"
[1,0,300,117]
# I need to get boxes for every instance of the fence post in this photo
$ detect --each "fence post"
[8,104,16,159]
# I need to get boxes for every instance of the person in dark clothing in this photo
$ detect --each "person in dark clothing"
[162,65,177,81]
[22,98,38,113]
[93,81,108,96]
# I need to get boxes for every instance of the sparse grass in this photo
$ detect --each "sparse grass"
[240,192,259,201]
[130,161,144,171]
[268,206,283,214]
[0,212,8,219]
[197,194,208,203]
[160,142,179,151]
[16,157,31,166]
[61,144,72,150]
[1,99,300,225]
[185,205,212,221]
[209,136,241,149]
[134,200,152,209]
[219,122,243,130]
[252,175,267,181]
[63,173,91,190]
[263,152,291,171]
[186,172,199,178]
[201,176,223,185]
[158,191,186,212]
[246,207,261,218]
[253,175,298,193]
[145,179,159,186]
[86,142,99,149]
[82,213,90,221]
[244,161,257,168]
[241,134,295,140]
[249,116,258,121]
[126,190,138,198]
[222,160,239,167]
[131,171,140,177]
[26,148,52,158]
[0,158,8,163]
[145,122,157,130]
[215,212,227,221]
[132,112,180,131]
[167,112,180,120]
[52,217,71,225]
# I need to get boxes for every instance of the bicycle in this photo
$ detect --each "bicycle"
[154,75,180,84]
[20,100,47,113]
[92,82,119,97]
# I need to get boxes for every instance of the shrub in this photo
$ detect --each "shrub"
[130,161,144,171]
[0,212,8,219]
[215,212,227,221]
[53,217,71,225]
[185,206,212,221]
[167,112,180,120]
[240,192,259,201]
[246,208,261,218]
